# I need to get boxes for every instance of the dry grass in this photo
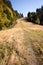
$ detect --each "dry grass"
[0,18,43,65]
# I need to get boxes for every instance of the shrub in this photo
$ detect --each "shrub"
[35,18,40,24]
[27,6,43,25]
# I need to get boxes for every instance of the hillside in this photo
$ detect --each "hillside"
[0,18,43,65]
[0,0,23,30]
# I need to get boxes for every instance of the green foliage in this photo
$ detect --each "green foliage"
[35,18,40,24]
[14,10,23,19]
[0,0,23,30]
[3,0,12,9]
[27,12,37,23]
[27,6,43,25]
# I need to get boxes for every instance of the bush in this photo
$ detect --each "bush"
[27,6,43,25]
[35,18,40,24]
[0,0,23,30]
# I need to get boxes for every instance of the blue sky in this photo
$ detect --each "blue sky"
[10,0,43,16]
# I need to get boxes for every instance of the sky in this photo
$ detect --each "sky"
[10,0,43,16]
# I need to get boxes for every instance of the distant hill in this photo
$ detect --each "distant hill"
[0,0,23,30]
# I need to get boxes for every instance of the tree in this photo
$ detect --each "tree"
[27,6,43,25]
[27,12,30,17]
[3,0,12,9]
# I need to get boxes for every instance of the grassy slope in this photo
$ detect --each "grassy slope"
[0,18,43,65]
[15,18,43,65]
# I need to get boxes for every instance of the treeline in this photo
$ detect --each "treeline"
[27,6,43,25]
[14,10,23,19]
[0,0,23,30]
